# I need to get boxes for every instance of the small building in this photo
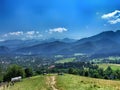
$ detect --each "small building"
[43,72,47,75]
[58,72,64,75]
[48,65,55,69]
[11,76,22,82]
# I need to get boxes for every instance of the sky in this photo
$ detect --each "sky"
[0,0,120,40]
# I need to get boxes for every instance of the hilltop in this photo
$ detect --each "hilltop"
[1,74,120,90]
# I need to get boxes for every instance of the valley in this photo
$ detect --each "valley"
[0,31,120,90]
[0,0,120,90]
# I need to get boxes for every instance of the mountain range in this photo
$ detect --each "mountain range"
[0,30,120,57]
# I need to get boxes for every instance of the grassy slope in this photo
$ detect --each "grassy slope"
[56,74,120,90]
[3,74,120,90]
[98,64,120,70]
[7,75,51,90]
[55,58,76,63]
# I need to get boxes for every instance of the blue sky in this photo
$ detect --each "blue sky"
[0,0,120,40]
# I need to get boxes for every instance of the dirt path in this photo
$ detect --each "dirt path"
[47,76,58,90]
[0,86,6,90]
[0,87,3,90]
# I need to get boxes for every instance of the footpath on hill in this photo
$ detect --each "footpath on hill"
[47,75,58,90]
[0,86,3,90]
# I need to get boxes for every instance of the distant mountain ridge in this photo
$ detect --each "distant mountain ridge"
[0,46,10,54]
[0,30,120,57]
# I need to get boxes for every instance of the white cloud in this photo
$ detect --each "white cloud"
[25,31,43,39]
[26,31,35,35]
[49,27,67,34]
[101,10,120,19]
[1,31,43,40]
[9,31,23,36]
[101,10,120,24]
[108,18,120,24]
[2,31,23,37]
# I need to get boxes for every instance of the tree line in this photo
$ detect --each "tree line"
[51,62,120,80]
[1,62,120,82]
[0,65,33,82]
[68,66,120,80]
[35,62,120,80]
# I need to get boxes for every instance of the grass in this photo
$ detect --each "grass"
[91,56,120,63]
[55,58,76,63]
[107,57,120,61]
[2,74,120,90]
[98,64,120,70]
[56,74,120,90]
[0,75,3,82]
[6,75,51,90]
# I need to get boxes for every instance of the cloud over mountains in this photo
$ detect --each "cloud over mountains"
[102,10,120,24]
[0,27,68,40]
[1,31,43,40]
[49,27,68,34]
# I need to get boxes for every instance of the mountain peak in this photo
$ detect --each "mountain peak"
[116,30,120,33]
[100,30,114,34]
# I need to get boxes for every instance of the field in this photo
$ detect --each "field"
[98,64,120,70]
[92,57,120,63]
[1,74,120,90]
[56,74,120,90]
[2,75,51,90]
[55,58,76,63]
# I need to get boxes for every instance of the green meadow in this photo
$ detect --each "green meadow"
[56,74,120,90]
[55,58,76,63]
[2,74,120,90]
[98,64,120,70]
[5,75,51,90]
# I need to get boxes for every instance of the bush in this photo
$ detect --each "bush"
[25,68,33,77]
[3,65,25,82]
